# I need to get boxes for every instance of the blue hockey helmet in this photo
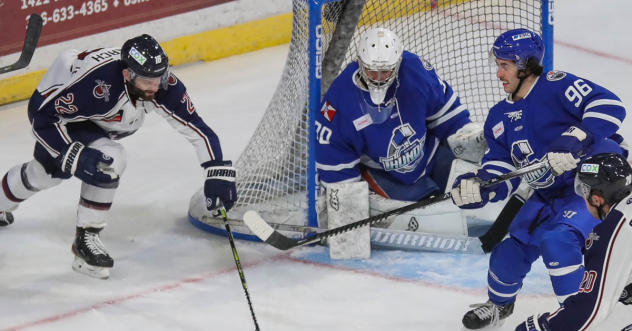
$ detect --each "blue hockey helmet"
[489,29,544,70]
[121,34,170,89]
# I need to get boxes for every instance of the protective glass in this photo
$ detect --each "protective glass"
[574,172,592,199]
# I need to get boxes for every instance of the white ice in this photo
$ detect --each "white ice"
[1,0,632,330]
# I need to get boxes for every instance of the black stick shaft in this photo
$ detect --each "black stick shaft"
[221,208,261,331]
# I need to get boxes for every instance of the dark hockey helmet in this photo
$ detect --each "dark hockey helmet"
[489,28,544,70]
[121,34,170,88]
[575,153,632,204]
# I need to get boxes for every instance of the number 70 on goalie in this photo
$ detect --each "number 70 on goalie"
[315,120,332,145]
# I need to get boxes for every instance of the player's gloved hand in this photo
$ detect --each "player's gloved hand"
[55,141,119,188]
[547,126,594,176]
[203,160,237,213]
[451,169,509,209]
[620,283,632,305]
[515,313,552,331]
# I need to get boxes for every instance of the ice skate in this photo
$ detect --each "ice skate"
[71,227,113,279]
[462,300,514,330]
[0,211,14,227]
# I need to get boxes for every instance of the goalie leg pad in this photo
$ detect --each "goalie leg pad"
[327,181,370,260]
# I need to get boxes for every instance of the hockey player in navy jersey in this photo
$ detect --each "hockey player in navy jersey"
[0,35,237,279]
[451,28,628,329]
[516,153,632,331]
[315,27,483,208]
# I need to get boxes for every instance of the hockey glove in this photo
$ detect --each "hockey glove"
[55,142,119,188]
[451,169,508,209]
[620,283,632,305]
[547,126,594,176]
[515,313,552,331]
[203,160,237,213]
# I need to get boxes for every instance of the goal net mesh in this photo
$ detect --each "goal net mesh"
[226,0,543,225]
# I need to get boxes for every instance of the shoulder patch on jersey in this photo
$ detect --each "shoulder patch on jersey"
[420,58,434,71]
[546,70,567,81]
[492,121,505,139]
[93,80,111,102]
[353,114,373,131]
[168,73,178,86]
[320,101,337,122]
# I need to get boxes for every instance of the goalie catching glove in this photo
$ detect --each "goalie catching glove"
[451,169,509,209]
[55,141,119,188]
[547,126,594,176]
[447,122,488,164]
[203,160,237,213]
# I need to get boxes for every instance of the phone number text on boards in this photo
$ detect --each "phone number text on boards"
[28,0,150,25]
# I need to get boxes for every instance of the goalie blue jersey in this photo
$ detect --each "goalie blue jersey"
[482,70,627,200]
[316,51,471,186]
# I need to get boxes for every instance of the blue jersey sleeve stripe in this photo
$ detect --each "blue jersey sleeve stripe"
[321,175,361,187]
[427,104,467,129]
[426,93,457,121]
[583,99,624,112]
[583,112,622,128]
[316,158,361,171]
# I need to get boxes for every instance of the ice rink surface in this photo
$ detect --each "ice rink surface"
[1,0,632,330]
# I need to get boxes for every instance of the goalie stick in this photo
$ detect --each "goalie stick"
[244,161,548,251]
[0,14,43,74]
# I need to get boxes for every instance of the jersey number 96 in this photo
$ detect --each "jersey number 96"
[565,79,593,107]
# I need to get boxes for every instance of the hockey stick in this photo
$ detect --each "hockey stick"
[244,161,548,251]
[219,207,261,331]
[0,14,43,74]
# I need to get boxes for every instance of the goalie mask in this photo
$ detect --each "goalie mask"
[357,28,403,105]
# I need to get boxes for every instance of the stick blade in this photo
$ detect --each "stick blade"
[0,14,43,74]
[243,211,301,250]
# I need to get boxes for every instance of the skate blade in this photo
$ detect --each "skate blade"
[461,319,505,331]
[72,256,110,280]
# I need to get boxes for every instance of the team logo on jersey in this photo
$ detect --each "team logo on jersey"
[586,232,600,250]
[547,71,567,81]
[168,73,178,86]
[511,140,555,189]
[515,125,523,131]
[420,58,434,71]
[320,101,337,122]
[379,124,425,173]
[93,80,111,102]
[504,110,522,122]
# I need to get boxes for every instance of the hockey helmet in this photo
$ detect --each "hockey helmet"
[489,28,544,70]
[357,27,403,105]
[575,153,632,205]
[121,34,170,89]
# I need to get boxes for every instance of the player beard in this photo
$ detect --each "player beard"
[125,81,157,102]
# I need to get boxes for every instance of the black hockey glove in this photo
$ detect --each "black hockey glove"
[515,313,552,331]
[55,142,119,188]
[620,284,632,305]
[203,160,237,213]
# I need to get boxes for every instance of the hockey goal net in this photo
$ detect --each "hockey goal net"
[191,0,552,233]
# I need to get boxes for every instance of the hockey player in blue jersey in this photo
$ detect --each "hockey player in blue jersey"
[451,28,627,329]
[315,27,484,204]
[0,35,237,279]
[516,153,632,331]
